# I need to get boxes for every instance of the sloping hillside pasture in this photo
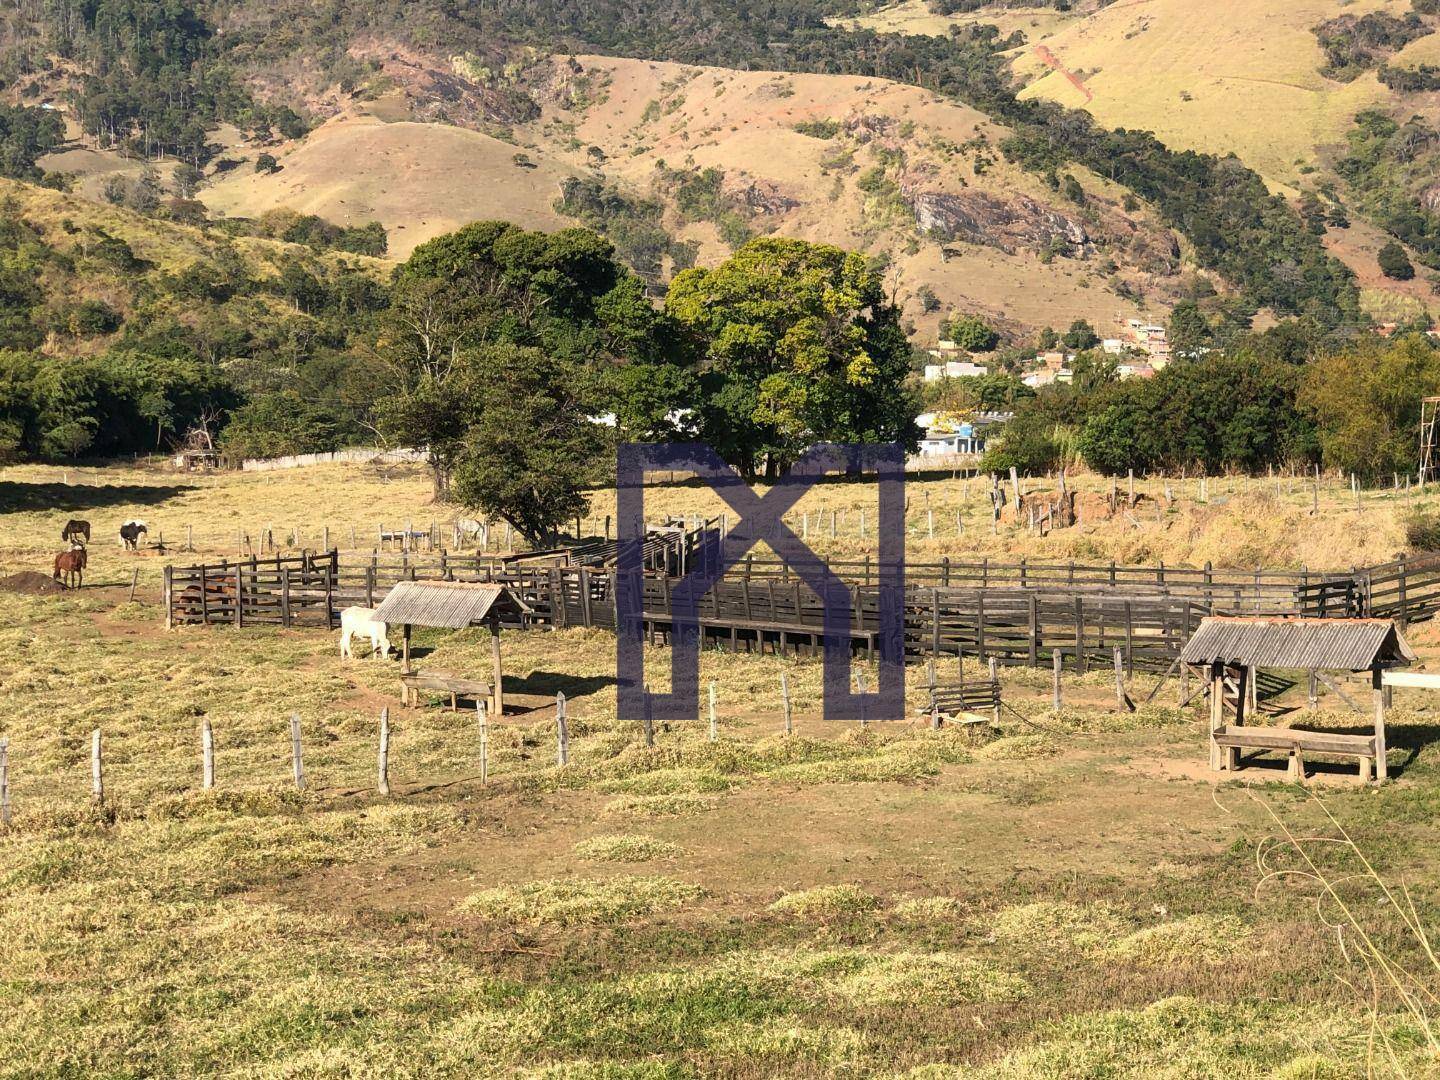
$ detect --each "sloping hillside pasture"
[3,462,1440,1072]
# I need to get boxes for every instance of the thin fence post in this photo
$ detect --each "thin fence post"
[1052,649,1062,710]
[128,567,140,603]
[1113,646,1129,710]
[708,681,717,742]
[91,728,103,805]
[201,717,214,790]
[378,708,390,795]
[642,686,656,748]
[781,673,793,735]
[0,738,9,826]
[476,700,489,785]
[290,713,305,791]
[556,692,569,766]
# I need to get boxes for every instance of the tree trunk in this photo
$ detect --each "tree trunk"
[430,455,449,502]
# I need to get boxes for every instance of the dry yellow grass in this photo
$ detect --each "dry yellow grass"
[0,459,1425,603]
[1,457,1438,1073]
[201,116,577,259]
[1011,0,1399,188]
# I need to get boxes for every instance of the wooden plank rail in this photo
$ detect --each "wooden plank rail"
[166,545,1440,661]
[167,549,1220,666]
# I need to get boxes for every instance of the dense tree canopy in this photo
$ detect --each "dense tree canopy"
[665,237,919,479]
[374,220,660,497]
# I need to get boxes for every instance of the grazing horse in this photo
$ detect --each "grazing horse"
[61,519,90,544]
[53,545,87,589]
[119,520,147,551]
[339,606,392,660]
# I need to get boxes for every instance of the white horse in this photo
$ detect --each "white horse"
[339,606,392,660]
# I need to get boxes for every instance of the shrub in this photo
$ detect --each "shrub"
[1405,509,1440,551]
[1379,240,1415,281]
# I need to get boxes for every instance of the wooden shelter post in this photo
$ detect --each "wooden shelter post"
[1373,662,1388,781]
[490,613,503,716]
[1208,659,1225,770]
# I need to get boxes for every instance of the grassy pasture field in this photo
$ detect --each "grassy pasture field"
[4,462,1440,1074]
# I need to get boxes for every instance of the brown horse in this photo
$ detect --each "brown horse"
[61,519,90,544]
[53,546,87,588]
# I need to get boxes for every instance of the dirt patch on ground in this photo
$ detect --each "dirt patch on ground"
[0,570,65,594]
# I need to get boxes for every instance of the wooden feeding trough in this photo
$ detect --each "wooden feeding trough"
[372,580,532,714]
[1181,616,1415,784]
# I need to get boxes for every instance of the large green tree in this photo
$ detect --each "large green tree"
[1300,333,1440,478]
[664,237,919,479]
[451,345,609,544]
[374,220,659,498]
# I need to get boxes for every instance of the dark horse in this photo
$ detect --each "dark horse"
[61,519,90,544]
[53,546,87,588]
[119,520,147,551]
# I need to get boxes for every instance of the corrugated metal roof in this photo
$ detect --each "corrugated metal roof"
[373,581,529,629]
[1180,616,1415,671]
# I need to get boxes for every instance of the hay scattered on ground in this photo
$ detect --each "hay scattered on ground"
[973,734,1059,762]
[890,896,965,921]
[601,793,721,818]
[456,875,704,927]
[573,834,685,862]
[1102,915,1253,965]
[988,900,1127,951]
[768,884,880,919]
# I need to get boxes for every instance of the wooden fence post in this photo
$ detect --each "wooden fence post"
[781,673,793,736]
[0,738,9,827]
[708,681,717,742]
[128,567,139,603]
[1113,646,1132,711]
[1052,649,1062,710]
[163,564,173,631]
[201,717,214,790]
[476,700,489,785]
[91,728,103,805]
[378,708,390,795]
[290,713,305,791]
[556,692,569,767]
[642,686,656,748]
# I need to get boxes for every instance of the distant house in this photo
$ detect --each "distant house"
[923,360,990,382]
[914,411,1010,457]
[1122,318,1171,366]
[1023,367,1073,388]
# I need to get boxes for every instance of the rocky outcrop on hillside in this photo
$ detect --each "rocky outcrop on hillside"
[723,175,800,216]
[909,190,1091,257]
[347,43,539,126]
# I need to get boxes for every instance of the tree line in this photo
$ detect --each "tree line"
[980,330,1440,482]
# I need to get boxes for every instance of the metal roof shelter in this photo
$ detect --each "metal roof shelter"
[374,581,530,629]
[1181,616,1415,784]
[1180,616,1415,672]
[374,581,531,715]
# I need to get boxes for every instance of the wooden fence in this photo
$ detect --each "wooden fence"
[164,550,1323,669]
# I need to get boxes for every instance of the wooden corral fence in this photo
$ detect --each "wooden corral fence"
[166,550,1332,670]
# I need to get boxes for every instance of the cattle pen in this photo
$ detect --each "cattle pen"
[160,533,1440,671]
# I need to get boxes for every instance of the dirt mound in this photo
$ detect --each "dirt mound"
[0,570,65,595]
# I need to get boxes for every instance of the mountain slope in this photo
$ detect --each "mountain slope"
[1009,0,1401,188]
[201,116,575,258]
[201,53,1186,337]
